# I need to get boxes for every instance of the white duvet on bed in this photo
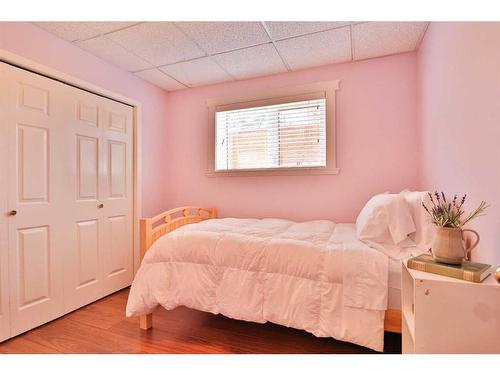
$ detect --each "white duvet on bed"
[126,218,389,351]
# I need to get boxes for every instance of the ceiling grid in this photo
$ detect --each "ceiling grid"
[35,21,429,91]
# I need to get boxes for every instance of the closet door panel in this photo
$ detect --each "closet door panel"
[0,64,11,342]
[17,124,49,202]
[106,215,128,276]
[63,90,134,309]
[4,64,66,336]
[108,141,127,198]
[99,98,133,296]
[77,135,99,200]
[62,91,104,312]
[16,226,51,307]
[75,219,100,288]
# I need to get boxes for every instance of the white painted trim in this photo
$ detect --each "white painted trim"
[206,167,340,178]
[206,80,340,107]
[0,63,11,340]
[0,48,143,275]
[206,80,340,177]
[132,106,142,274]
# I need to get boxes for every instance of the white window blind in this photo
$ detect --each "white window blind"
[215,98,326,171]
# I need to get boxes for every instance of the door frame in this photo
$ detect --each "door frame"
[0,48,143,274]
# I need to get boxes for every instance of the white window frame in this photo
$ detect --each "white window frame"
[207,80,340,177]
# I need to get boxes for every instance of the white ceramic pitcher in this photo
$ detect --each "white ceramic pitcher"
[432,227,480,265]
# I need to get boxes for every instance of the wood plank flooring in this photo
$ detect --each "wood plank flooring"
[0,288,401,354]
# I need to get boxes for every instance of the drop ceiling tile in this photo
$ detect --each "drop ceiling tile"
[353,22,428,60]
[106,22,205,66]
[34,22,137,42]
[76,36,152,72]
[160,57,232,87]
[134,69,187,91]
[276,27,352,70]
[264,21,352,40]
[176,22,270,54]
[212,44,287,80]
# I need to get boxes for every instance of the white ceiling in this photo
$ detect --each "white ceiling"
[34,21,429,92]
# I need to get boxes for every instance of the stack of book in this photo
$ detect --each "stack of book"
[407,253,492,283]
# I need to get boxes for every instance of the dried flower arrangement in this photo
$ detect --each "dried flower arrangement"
[422,192,489,228]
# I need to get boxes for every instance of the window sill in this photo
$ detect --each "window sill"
[206,167,340,177]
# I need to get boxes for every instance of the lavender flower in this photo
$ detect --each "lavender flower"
[422,191,488,228]
[435,191,441,203]
[459,194,467,209]
[428,192,435,204]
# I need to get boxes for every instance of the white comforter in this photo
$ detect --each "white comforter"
[126,218,389,351]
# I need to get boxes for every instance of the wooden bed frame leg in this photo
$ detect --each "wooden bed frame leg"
[140,313,152,330]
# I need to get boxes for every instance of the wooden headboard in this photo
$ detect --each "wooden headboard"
[139,206,217,260]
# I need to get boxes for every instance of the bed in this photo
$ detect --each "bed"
[126,206,404,352]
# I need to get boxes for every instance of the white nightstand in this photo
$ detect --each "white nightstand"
[402,261,500,353]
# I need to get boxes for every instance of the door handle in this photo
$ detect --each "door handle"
[8,210,17,216]
[97,203,104,209]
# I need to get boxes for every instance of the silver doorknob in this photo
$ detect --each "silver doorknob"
[8,210,17,216]
[97,203,104,209]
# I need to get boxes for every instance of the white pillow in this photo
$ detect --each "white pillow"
[356,193,416,246]
[400,190,435,251]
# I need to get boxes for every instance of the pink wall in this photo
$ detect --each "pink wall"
[5,22,496,264]
[164,53,420,222]
[0,22,170,216]
[418,22,500,264]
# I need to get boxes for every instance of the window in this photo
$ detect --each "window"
[215,99,326,171]
[207,80,339,176]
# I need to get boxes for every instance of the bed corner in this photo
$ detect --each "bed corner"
[138,206,217,330]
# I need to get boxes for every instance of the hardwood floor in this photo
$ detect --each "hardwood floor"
[0,288,401,354]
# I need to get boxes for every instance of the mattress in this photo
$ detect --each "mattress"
[388,258,402,309]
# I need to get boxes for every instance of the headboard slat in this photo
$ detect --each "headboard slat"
[140,206,217,260]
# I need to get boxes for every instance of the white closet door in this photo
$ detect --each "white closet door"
[61,89,134,311]
[61,89,104,312]
[3,64,66,336]
[1,61,134,338]
[98,97,134,296]
[0,64,11,341]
